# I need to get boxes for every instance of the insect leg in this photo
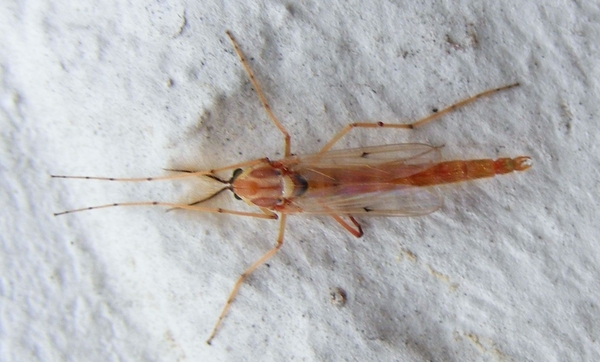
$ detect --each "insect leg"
[315,201,363,237]
[226,31,291,157]
[330,214,363,237]
[319,83,520,153]
[206,213,288,345]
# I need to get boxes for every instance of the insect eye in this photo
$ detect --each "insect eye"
[233,193,242,200]
[231,168,243,181]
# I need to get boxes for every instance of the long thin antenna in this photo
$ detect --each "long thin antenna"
[54,201,276,219]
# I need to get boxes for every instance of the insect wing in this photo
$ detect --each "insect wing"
[283,144,443,216]
[297,187,443,216]
[294,143,440,167]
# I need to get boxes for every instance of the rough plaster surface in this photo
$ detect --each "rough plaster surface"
[2,1,599,361]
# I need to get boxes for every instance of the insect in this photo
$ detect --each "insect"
[53,31,532,345]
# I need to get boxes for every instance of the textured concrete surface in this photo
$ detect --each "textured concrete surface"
[2,1,599,360]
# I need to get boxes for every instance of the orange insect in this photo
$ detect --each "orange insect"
[53,31,532,344]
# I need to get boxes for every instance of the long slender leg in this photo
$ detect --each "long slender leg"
[319,83,520,153]
[226,31,291,157]
[206,213,288,345]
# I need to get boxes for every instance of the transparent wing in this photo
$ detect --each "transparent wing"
[280,144,443,216]
[289,186,442,216]
[285,143,441,168]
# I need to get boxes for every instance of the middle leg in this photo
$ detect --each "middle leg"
[206,213,288,344]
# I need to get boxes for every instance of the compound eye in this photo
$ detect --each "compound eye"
[231,168,243,181]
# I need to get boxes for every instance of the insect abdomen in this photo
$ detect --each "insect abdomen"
[396,157,531,186]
